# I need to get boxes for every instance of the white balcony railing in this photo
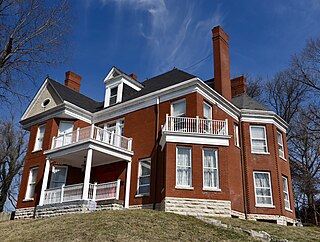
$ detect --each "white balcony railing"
[43,180,121,205]
[51,125,132,152]
[162,115,228,136]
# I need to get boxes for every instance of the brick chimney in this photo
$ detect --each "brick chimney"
[129,73,138,80]
[212,26,232,101]
[65,71,81,92]
[231,76,246,97]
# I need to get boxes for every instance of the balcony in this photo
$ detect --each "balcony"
[43,180,120,205]
[44,125,133,166]
[160,115,231,148]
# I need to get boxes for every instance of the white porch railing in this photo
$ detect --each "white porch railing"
[42,179,121,205]
[162,115,228,135]
[51,125,132,151]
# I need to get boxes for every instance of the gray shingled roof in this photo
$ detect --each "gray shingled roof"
[121,68,196,103]
[232,93,270,111]
[48,78,103,113]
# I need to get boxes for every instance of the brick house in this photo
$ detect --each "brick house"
[15,26,295,225]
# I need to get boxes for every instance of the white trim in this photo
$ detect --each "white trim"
[160,131,230,150]
[250,125,269,154]
[125,161,132,208]
[277,131,285,159]
[234,123,240,147]
[41,98,52,108]
[33,124,46,152]
[253,171,274,207]
[171,98,186,116]
[176,146,192,188]
[202,148,219,190]
[39,159,50,206]
[202,188,221,192]
[282,176,291,210]
[25,167,39,200]
[103,67,143,89]
[137,158,151,196]
[175,186,194,190]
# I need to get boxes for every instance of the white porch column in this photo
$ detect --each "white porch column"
[82,148,93,200]
[39,158,50,206]
[124,161,132,208]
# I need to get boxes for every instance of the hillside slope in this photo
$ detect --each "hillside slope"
[0,210,255,242]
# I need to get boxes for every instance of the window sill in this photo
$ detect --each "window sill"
[175,186,194,190]
[280,156,287,161]
[251,152,270,155]
[203,187,221,192]
[285,208,293,213]
[255,204,275,208]
[23,198,34,202]
[32,149,42,153]
[135,194,149,198]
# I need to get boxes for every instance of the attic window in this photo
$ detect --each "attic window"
[41,98,51,107]
[109,86,118,105]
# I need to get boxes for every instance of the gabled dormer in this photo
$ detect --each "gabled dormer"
[103,67,144,108]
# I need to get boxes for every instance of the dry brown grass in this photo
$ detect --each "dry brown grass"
[0,210,257,242]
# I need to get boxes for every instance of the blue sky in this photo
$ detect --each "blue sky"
[28,0,320,108]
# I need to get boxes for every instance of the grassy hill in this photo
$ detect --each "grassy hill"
[0,210,318,241]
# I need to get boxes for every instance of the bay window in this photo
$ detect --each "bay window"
[250,126,268,153]
[253,171,273,207]
[277,131,285,159]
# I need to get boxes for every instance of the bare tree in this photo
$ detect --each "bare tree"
[245,74,264,101]
[0,117,26,212]
[0,0,70,103]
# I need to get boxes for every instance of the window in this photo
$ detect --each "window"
[277,131,285,159]
[34,124,46,151]
[253,172,273,206]
[171,99,186,117]
[234,124,240,147]
[25,167,38,200]
[203,102,212,133]
[203,148,219,189]
[138,158,151,195]
[49,166,67,188]
[250,126,268,153]
[282,176,290,210]
[109,86,118,105]
[55,121,74,147]
[176,147,192,187]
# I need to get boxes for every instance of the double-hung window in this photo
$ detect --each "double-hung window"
[203,102,212,133]
[176,147,192,187]
[49,166,67,188]
[234,124,240,147]
[277,131,285,159]
[203,148,219,189]
[109,86,118,105]
[25,167,38,200]
[171,99,186,131]
[34,124,46,151]
[282,176,290,210]
[137,158,151,195]
[253,171,273,207]
[250,126,268,153]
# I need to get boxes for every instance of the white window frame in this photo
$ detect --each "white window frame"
[202,148,220,191]
[253,171,274,207]
[250,126,269,154]
[282,176,291,211]
[33,124,46,151]
[176,146,192,189]
[203,101,212,119]
[137,158,151,196]
[49,166,68,189]
[171,99,186,117]
[277,131,285,159]
[25,167,39,200]
[234,123,240,147]
[105,83,123,107]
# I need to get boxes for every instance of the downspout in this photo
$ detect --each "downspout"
[239,119,248,219]
[153,97,160,210]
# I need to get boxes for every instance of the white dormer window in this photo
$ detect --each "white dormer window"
[109,86,118,105]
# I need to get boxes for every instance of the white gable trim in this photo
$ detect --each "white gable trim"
[21,78,63,121]
[103,67,143,89]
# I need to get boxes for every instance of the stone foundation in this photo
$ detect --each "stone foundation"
[161,197,231,217]
[231,210,246,219]
[15,207,36,219]
[129,203,154,209]
[247,213,295,226]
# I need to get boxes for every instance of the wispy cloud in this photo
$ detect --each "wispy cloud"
[99,0,223,76]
